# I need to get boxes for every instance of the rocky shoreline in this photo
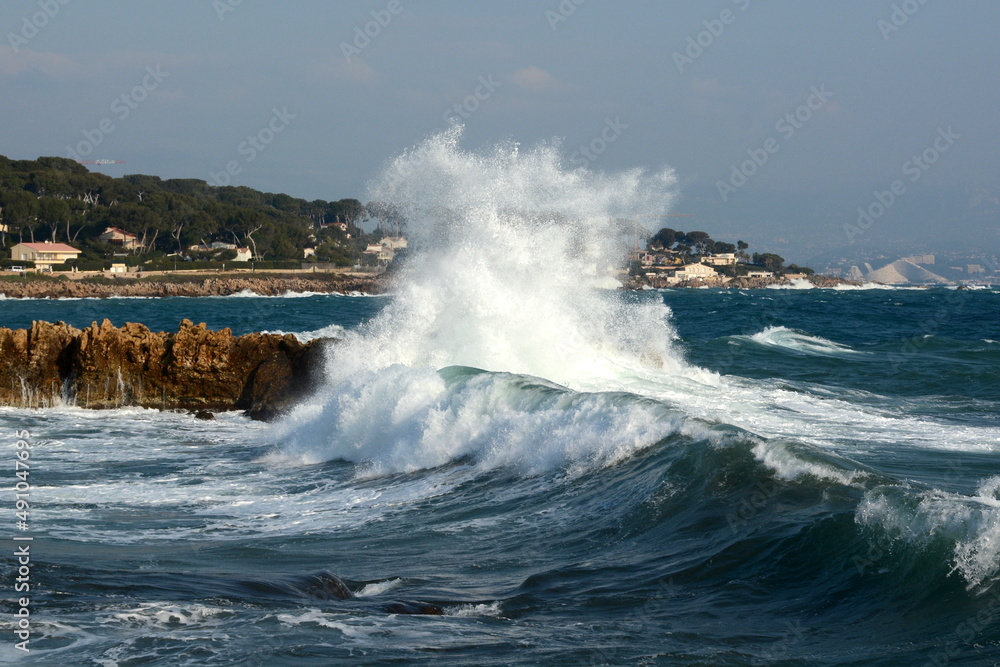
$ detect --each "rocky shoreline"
[0,271,862,299]
[622,274,861,290]
[0,319,331,420]
[0,273,386,299]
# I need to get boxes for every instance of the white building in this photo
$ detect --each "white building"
[702,253,737,266]
[380,236,408,250]
[10,242,82,269]
[675,263,719,280]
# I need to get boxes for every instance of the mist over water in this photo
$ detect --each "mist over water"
[347,125,682,379]
[274,127,707,473]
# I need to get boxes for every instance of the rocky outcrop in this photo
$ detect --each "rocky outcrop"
[0,274,385,299]
[0,320,332,420]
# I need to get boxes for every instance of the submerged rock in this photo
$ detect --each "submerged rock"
[0,319,331,420]
[298,573,446,615]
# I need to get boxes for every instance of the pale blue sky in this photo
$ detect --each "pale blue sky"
[2,1,998,260]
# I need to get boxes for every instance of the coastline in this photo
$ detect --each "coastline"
[0,272,387,299]
[622,273,863,290]
[0,271,862,299]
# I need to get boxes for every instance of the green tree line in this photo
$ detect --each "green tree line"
[0,155,380,266]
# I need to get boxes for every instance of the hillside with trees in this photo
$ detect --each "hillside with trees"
[638,226,812,278]
[0,155,381,269]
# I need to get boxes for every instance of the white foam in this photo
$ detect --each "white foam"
[276,366,691,476]
[748,326,864,358]
[447,601,504,617]
[273,126,698,474]
[857,476,1000,588]
[262,323,347,342]
[356,578,404,597]
[751,438,866,486]
[766,278,814,290]
[831,282,898,291]
[109,603,233,629]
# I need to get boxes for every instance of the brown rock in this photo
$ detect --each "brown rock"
[0,320,333,419]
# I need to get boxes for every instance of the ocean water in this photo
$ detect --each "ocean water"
[3,130,1000,665]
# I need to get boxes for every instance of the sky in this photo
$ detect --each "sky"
[2,1,998,264]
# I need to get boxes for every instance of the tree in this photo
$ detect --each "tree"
[0,190,38,243]
[682,230,711,248]
[752,252,785,272]
[38,197,71,242]
[650,227,678,249]
[736,240,749,262]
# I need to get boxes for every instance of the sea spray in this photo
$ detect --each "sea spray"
[274,126,696,472]
[349,125,683,380]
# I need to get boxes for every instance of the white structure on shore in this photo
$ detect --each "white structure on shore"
[10,241,82,269]
[865,259,950,285]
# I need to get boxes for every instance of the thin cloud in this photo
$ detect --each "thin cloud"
[509,66,560,92]
[315,58,378,84]
[0,47,198,79]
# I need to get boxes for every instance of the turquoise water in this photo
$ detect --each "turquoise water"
[2,286,999,665]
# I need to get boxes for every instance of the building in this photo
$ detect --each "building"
[380,236,408,250]
[746,270,774,278]
[10,242,82,269]
[675,263,719,280]
[702,253,737,266]
[98,227,139,250]
[234,247,252,262]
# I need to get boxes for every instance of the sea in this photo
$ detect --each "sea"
[2,129,1000,665]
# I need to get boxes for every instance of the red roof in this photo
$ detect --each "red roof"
[102,227,138,238]
[17,242,81,253]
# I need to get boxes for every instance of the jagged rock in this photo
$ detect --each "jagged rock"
[0,321,80,408]
[0,320,332,420]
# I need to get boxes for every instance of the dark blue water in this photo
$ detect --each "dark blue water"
[2,287,999,665]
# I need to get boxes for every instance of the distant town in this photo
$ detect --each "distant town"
[0,155,404,278]
[2,155,996,287]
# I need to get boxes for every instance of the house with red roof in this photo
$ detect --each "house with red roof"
[98,227,139,250]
